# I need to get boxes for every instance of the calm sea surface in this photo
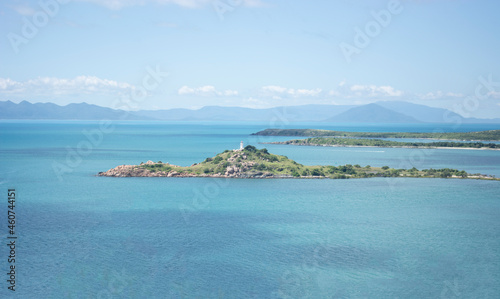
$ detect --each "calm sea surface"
[0,121,499,298]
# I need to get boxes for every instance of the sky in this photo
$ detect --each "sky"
[1,0,500,118]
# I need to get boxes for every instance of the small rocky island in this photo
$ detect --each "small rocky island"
[98,145,498,180]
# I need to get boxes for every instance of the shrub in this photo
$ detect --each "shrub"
[213,156,223,163]
[268,155,279,162]
[244,145,257,152]
[326,166,337,174]
[255,163,266,171]
[311,169,323,176]
[382,166,390,170]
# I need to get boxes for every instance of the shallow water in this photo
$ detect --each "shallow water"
[0,121,499,298]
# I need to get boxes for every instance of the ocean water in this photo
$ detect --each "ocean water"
[0,121,499,298]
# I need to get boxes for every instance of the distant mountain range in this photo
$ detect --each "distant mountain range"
[325,103,419,123]
[1,100,499,123]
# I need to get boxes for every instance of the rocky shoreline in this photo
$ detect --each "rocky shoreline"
[97,146,499,181]
[98,163,294,178]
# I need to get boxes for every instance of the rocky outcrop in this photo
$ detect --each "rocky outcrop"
[98,164,292,179]
[97,146,498,181]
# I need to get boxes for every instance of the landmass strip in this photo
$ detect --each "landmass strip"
[98,145,498,180]
[266,137,500,150]
[253,129,500,141]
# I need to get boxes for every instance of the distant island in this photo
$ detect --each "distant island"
[98,145,498,180]
[267,137,500,150]
[253,129,500,141]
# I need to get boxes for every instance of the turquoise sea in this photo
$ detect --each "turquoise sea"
[1,121,499,298]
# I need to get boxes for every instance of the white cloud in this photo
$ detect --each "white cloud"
[329,90,340,96]
[488,91,500,99]
[262,85,287,94]
[350,85,403,97]
[418,91,465,100]
[294,88,322,97]
[178,85,195,95]
[419,91,442,100]
[75,0,266,10]
[223,90,239,96]
[446,92,464,97]
[10,4,36,16]
[0,76,135,96]
[260,85,322,98]
[177,85,238,97]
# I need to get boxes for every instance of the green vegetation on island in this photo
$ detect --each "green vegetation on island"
[98,145,498,180]
[270,137,500,150]
[253,129,500,141]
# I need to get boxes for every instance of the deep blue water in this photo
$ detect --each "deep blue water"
[0,121,499,298]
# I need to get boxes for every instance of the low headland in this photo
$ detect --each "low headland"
[267,137,500,150]
[253,129,500,141]
[98,145,498,180]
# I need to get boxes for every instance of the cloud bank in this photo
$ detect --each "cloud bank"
[0,76,135,96]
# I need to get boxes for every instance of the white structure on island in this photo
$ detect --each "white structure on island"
[234,141,244,151]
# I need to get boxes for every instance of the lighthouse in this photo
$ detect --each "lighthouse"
[239,141,244,150]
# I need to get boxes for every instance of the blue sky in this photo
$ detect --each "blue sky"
[1,0,500,118]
